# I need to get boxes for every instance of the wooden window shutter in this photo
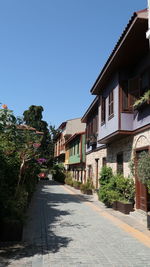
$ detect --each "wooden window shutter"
[101,97,106,123]
[109,90,114,116]
[129,76,140,107]
[122,80,129,111]
[96,114,98,132]
[140,68,150,96]
[93,117,96,134]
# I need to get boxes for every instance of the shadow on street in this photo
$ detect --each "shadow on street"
[0,180,90,265]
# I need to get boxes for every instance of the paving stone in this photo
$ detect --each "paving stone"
[1,180,150,266]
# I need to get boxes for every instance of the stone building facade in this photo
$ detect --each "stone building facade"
[86,147,107,188]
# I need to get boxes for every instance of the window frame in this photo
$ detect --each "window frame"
[108,89,114,119]
[117,152,123,174]
[101,96,106,125]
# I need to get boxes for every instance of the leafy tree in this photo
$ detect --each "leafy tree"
[49,125,61,141]
[23,105,53,160]
[23,105,44,129]
[0,105,41,224]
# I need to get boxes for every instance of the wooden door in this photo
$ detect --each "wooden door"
[135,150,150,212]
[95,159,99,189]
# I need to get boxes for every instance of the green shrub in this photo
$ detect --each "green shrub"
[137,151,150,193]
[73,180,82,189]
[65,172,73,186]
[114,174,135,203]
[52,163,65,184]
[80,179,94,192]
[98,166,135,207]
[98,186,120,207]
[99,166,113,186]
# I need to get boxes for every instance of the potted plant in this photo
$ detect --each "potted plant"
[112,174,135,214]
[80,179,94,195]
[98,167,135,214]
[116,199,134,214]
[65,172,74,186]
[73,180,82,189]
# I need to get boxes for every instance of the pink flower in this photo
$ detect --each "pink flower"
[37,158,47,164]
[33,143,41,148]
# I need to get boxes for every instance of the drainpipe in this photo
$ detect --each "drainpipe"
[146,0,150,45]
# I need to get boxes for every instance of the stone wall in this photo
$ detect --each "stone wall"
[107,128,150,177]
[86,148,107,188]
[107,136,133,177]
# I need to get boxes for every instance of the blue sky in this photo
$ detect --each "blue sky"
[0,0,147,127]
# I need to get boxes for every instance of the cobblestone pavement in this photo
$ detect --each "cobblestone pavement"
[1,180,150,267]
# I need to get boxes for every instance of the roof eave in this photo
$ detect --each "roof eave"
[90,10,148,95]
[81,97,99,123]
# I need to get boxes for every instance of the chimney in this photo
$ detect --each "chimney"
[146,0,150,43]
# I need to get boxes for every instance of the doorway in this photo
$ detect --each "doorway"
[135,148,150,212]
[95,159,99,189]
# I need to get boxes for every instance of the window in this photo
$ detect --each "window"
[93,116,98,133]
[121,68,150,111]
[77,142,80,154]
[122,80,129,111]
[88,165,92,179]
[101,97,106,124]
[102,157,107,167]
[117,153,123,174]
[73,144,76,155]
[129,76,140,107]
[69,146,72,156]
[108,90,114,117]
[140,68,150,96]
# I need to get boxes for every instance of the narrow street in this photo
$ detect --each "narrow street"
[1,181,150,267]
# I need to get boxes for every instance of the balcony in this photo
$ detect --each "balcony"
[60,144,65,154]
[86,133,98,147]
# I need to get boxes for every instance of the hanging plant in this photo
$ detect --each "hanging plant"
[133,90,150,111]
[137,151,150,193]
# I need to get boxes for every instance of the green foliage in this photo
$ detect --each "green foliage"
[129,159,135,176]
[52,163,65,184]
[23,105,44,129]
[114,174,135,203]
[99,166,113,186]
[73,180,82,189]
[98,166,135,207]
[98,186,120,206]
[137,151,150,193]
[65,172,73,186]
[23,105,54,161]
[80,179,94,192]
[0,105,41,224]
[133,90,150,110]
